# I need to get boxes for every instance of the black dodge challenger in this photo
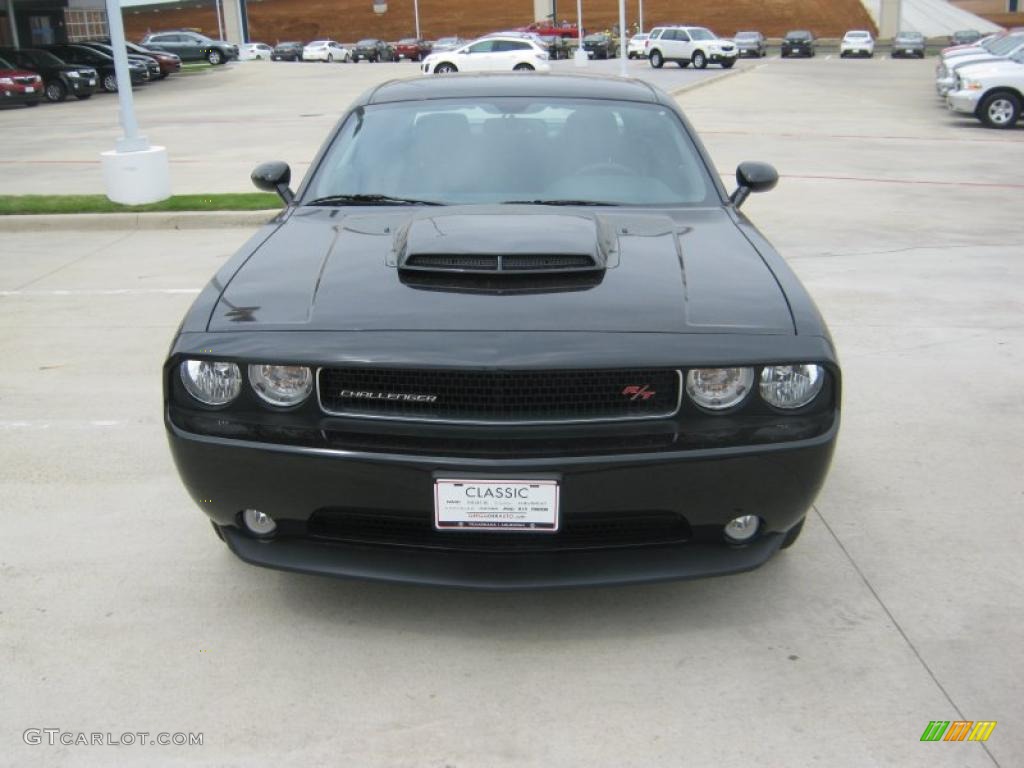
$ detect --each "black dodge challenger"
[164,74,840,588]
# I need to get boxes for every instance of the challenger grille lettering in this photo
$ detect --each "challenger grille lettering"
[339,390,438,403]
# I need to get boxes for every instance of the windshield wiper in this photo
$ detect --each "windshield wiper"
[501,199,614,206]
[305,194,443,206]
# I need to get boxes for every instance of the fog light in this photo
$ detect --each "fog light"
[724,515,760,543]
[242,509,277,537]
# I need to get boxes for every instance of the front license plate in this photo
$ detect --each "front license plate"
[25,86,34,93]
[905,49,914,54]
[88,79,96,85]
[435,479,559,532]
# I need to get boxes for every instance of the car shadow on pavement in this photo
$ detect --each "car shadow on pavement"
[260,552,803,642]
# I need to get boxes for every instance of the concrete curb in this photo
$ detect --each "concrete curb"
[0,209,280,233]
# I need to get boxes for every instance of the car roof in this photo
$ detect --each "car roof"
[364,73,665,106]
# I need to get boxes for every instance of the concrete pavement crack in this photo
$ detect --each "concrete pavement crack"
[9,230,138,293]
[812,504,1001,768]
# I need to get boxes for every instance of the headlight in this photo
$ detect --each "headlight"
[180,360,242,406]
[248,364,313,407]
[685,368,754,410]
[67,70,80,78]
[0,77,13,85]
[962,79,984,91]
[759,365,825,409]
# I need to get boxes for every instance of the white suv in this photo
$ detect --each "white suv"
[645,26,737,69]
[946,51,1024,128]
[421,36,550,74]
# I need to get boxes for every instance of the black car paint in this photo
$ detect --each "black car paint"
[44,44,146,88]
[353,39,395,62]
[165,74,840,588]
[272,42,304,61]
[781,32,817,58]
[0,47,98,101]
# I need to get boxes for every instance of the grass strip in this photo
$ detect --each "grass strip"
[0,193,281,215]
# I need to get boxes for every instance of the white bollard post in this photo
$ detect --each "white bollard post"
[100,0,171,205]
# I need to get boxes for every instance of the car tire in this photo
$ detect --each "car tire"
[45,80,67,103]
[780,518,805,549]
[649,49,663,68]
[434,62,457,74]
[102,73,118,92]
[75,93,92,100]
[978,90,1022,129]
[692,50,707,69]
[514,63,535,71]
[327,54,334,63]
[207,50,222,65]
[25,100,39,107]
[721,60,735,69]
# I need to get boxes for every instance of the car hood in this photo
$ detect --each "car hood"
[956,58,1024,76]
[209,207,794,335]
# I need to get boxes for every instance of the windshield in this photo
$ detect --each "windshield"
[735,32,758,40]
[306,98,716,207]
[357,40,377,46]
[28,50,66,66]
[787,31,811,40]
[988,35,1024,54]
[897,32,923,41]
[845,32,870,39]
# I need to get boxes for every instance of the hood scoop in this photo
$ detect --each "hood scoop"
[395,211,613,294]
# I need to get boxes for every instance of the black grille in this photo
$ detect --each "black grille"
[317,367,681,423]
[307,509,691,552]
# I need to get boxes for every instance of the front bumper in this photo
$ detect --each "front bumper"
[167,413,836,588]
[947,88,982,114]
[708,52,737,63]
[1,88,41,104]
[936,75,955,95]
[840,46,873,56]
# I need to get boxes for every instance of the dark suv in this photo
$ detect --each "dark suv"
[77,42,161,80]
[583,33,617,59]
[44,43,148,92]
[781,30,817,58]
[0,47,98,102]
[141,31,238,64]
[352,39,395,62]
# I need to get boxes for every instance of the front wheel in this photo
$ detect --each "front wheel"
[102,73,118,92]
[721,59,735,69]
[45,80,67,103]
[692,50,707,69]
[649,49,664,68]
[327,53,333,63]
[513,62,535,71]
[207,50,222,65]
[978,91,1022,129]
[434,62,457,74]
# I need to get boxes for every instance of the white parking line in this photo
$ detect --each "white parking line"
[0,288,201,297]
[825,55,833,61]
[0,420,129,430]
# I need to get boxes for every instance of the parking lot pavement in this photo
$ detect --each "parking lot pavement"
[0,57,743,197]
[1,57,1021,767]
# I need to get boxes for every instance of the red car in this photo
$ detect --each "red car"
[523,22,579,39]
[0,56,43,108]
[395,38,432,61]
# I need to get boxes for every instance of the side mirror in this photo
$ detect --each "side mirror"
[251,161,294,204]
[730,161,778,208]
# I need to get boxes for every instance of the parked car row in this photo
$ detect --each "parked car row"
[938,29,1024,129]
[0,36,193,107]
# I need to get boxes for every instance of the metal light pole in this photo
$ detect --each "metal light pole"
[638,0,644,33]
[573,0,587,65]
[413,0,420,39]
[100,0,170,204]
[214,0,224,41]
[618,0,626,74]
